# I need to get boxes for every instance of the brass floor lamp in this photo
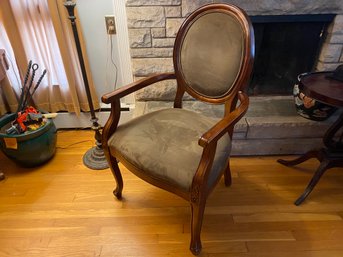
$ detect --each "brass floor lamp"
[64,0,108,170]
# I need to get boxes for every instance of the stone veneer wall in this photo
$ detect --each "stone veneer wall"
[125,0,343,101]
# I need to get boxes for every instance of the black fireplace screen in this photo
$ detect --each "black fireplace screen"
[248,14,335,95]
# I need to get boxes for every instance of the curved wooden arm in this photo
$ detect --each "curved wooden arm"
[198,91,249,147]
[101,72,176,104]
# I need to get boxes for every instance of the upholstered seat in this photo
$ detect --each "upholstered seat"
[108,108,231,190]
[102,3,254,255]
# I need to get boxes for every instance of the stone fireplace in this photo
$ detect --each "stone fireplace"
[126,0,343,100]
[250,14,334,95]
[124,0,343,155]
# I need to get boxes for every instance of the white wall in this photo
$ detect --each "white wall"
[76,0,132,103]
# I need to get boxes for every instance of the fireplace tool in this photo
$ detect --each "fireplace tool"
[64,0,108,170]
[6,61,47,135]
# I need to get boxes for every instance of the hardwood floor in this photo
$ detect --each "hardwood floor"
[1,130,343,257]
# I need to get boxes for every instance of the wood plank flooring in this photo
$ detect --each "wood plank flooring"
[1,130,343,257]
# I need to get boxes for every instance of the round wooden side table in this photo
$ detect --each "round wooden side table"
[278,72,343,205]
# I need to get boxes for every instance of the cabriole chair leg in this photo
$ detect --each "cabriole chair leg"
[109,156,123,200]
[223,159,232,187]
[190,199,206,255]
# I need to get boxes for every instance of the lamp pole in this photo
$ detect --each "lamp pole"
[64,0,108,170]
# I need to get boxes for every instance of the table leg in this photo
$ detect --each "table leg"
[323,112,343,149]
[294,159,332,205]
[277,149,323,166]
[278,112,343,205]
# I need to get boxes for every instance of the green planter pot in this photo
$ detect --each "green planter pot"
[0,113,57,167]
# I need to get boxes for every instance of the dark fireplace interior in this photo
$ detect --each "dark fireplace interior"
[248,14,335,95]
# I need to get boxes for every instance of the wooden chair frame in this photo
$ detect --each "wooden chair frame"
[101,3,254,255]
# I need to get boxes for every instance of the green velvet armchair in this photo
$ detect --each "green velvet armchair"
[101,3,254,255]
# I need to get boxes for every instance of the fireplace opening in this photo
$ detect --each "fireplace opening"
[248,14,335,96]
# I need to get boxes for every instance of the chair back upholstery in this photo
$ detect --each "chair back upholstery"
[173,4,254,103]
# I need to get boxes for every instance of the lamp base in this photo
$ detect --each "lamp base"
[83,146,108,170]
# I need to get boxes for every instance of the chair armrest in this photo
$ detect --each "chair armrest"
[101,72,176,104]
[198,91,249,147]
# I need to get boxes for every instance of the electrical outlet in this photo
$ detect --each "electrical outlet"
[105,15,116,35]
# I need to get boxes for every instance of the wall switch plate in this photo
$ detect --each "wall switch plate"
[105,15,116,35]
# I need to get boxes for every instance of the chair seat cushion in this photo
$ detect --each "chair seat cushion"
[108,108,231,191]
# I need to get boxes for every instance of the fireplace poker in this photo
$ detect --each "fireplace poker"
[17,60,32,112]
[24,69,46,107]
[21,63,39,111]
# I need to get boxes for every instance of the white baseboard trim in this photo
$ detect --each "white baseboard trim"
[54,104,134,129]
